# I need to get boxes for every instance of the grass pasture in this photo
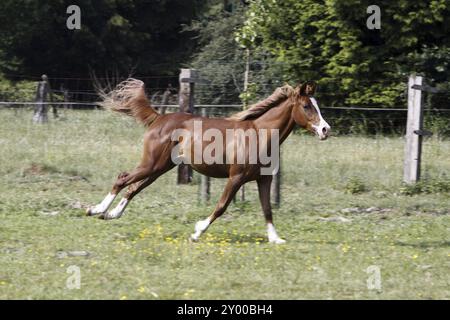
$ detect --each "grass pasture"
[0,109,449,300]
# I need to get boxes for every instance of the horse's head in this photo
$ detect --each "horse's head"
[291,81,331,140]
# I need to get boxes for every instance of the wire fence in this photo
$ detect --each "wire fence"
[2,100,450,136]
[1,70,449,135]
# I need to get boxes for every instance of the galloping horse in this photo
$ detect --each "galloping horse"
[87,79,330,244]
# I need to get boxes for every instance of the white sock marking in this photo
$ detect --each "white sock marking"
[191,218,211,241]
[89,193,116,215]
[104,198,128,219]
[267,223,286,244]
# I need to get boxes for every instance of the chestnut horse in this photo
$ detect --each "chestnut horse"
[87,79,330,244]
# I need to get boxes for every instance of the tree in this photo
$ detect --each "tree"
[239,0,450,108]
[187,1,287,105]
[0,0,206,83]
[186,2,247,104]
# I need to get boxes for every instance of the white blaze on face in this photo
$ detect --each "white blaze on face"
[309,97,331,140]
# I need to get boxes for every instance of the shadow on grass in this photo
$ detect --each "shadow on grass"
[165,231,269,244]
[394,240,450,248]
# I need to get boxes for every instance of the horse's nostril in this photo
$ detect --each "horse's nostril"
[322,127,328,135]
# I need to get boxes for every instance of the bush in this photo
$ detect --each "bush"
[424,114,450,138]
[399,179,450,196]
[0,75,36,102]
[344,177,368,194]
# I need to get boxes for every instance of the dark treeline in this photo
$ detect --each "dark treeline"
[0,0,449,112]
[0,0,208,93]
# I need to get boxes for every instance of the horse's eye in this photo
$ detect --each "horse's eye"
[304,104,312,110]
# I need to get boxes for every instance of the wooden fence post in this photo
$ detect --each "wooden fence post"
[160,84,173,115]
[271,161,281,208]
[200,107,211,203]
[238,48,251,203]
[33,74,50,123]
[61,84,70,109]
[403,75,424,184]
[49,81,57,119]
[177,68,197,184]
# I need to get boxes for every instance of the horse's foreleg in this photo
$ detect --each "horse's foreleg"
[257,175,285,244]
[191,175,243,241]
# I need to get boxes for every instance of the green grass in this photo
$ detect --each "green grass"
[0,109,449,300]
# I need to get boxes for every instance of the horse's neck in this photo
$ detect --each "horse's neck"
[254,100,295,143]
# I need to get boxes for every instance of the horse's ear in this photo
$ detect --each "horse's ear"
[299,81,317,96]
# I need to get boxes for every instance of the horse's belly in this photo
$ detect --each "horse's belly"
[189,164,229,178]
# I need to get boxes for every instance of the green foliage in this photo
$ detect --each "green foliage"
[239,82,259,107]
[344,177,368,194]
[240,0,450,108]
[186,4,247,104]
[1,0,449,127]
[187,2,288,105]
[0,75,36,101]
[400,179,450,196]
[424,114,450,138]
[0,0,207,78]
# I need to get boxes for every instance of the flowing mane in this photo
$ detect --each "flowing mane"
[228,85,294,121]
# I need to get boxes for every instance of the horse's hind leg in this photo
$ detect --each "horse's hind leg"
[257,175,285,244]
[85,192,116,216]
[101,166,174,220]
[86,172,130,216]
[86,166,151,216]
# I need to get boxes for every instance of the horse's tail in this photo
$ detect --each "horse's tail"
[98,78,159,126]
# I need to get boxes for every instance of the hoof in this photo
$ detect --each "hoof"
[98,213,106,220]
[189,234,199,243]
[86,207,97,216]
[269,238,286,244]
[99,212,120,220]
